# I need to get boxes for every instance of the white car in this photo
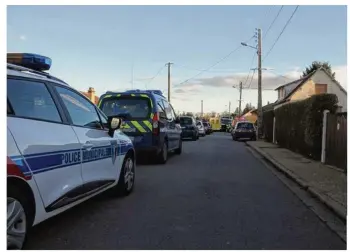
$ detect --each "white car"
[7,53,136,249]
[196,121,206,137]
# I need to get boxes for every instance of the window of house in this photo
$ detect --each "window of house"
[315,84,327,94]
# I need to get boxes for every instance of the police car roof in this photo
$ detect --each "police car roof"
[105,89,166,98]
[7,63,69,86]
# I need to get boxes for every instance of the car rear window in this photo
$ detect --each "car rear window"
[237,122,254,129]
[100,97,151,119]
[221,118,231,124]
[180,117,192,125]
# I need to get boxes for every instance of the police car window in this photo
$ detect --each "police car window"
[169,103,177,119]
[7,79,62,123]
[55,86,102,129]
[101,97,150,119]
[162,100,173,120]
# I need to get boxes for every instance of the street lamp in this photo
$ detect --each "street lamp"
[241,42,257,50]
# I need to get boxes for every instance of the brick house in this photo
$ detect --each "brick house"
[80,87,99,105]
[240,109,258,124]
[273,67,347,112]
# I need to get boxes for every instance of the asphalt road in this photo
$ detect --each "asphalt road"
[26,133,345,249]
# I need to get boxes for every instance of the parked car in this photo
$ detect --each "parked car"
[231,121,257,141]
[99,89,182,164]
[202,121,212,134]
[7,53,136,249]
[196,121,206,137]
[221,117,233,132]
[179,116,199,140]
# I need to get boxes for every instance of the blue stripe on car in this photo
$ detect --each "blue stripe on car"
[9,143,133,175]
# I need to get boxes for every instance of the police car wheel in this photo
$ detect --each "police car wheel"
[114,154,135,196]
[7,186,31,250]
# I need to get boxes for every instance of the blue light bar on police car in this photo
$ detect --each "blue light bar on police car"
[7,53,52,71]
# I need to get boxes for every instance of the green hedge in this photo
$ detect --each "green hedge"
[263,109,274,142]
[274,93,338,160]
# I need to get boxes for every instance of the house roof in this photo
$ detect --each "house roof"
[274,67,347,105]
[274,71,314,91]
[251,103,276,113]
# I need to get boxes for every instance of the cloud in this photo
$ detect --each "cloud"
[175,65,347,91]
[19,35,26,41]
[172,95,190,101]
[173,84,202,95]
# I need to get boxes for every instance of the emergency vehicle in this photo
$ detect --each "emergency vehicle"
[7,53,136,249]
[209,117,221,131]
[98,89,182,163]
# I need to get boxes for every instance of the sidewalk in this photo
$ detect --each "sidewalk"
[246,140,347,221]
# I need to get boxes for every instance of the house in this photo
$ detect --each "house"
[273,67,347,112]
[80,87,99,105]
[240,109,258,124]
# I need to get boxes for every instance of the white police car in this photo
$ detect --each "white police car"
[7,53,136,249]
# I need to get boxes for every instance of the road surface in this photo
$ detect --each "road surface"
[26,133,345,249]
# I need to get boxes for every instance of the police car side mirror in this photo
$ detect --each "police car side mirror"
[107,116,122,137]
[175,117,180,124]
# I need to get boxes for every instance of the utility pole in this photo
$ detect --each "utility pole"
[228,101,231,115]
[166,62,173,102]
[238,81,243,116]
[201,100,203,118]
[257,28,263,138]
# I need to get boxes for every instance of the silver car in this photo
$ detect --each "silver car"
[196,121,206,137]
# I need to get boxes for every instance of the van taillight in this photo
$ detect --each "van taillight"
[152,113,159,135]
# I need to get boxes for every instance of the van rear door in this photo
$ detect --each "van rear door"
[99,94,153,147]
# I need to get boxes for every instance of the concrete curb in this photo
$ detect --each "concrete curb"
[246,141,347,222]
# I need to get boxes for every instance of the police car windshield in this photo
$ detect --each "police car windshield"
[101,98,150,119]
[180,117,192,125]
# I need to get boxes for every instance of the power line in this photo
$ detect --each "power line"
[247,69,256,89]
[177,35,255,85]
[174,64,238,73]
[263,6,284,39]
[145,65,165,88]
[242,52,257,88]
[263,5,300,62]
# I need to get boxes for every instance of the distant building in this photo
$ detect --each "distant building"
[80,87,99,105]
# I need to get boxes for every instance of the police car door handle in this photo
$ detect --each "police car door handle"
[83,143,94,150]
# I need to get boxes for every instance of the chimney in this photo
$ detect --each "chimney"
[88,87,95,104]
